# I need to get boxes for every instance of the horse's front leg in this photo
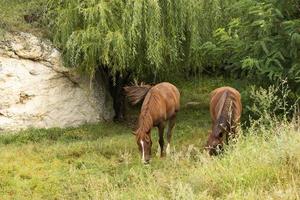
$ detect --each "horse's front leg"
[158,123,165,157]
[166,115,176,156]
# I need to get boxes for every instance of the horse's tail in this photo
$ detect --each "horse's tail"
[123,84,152,105]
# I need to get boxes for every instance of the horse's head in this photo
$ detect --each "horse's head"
[205,123,227,155]
[135,131,152,164]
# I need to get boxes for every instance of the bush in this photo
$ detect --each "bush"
[202,0,300,84]
[244,79,298,130]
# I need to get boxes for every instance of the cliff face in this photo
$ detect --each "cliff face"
[0,32,114,131]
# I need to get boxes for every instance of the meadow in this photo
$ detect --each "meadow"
[0,77,299,199]
[1,1,300,199]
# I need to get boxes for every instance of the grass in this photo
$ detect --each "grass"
[0,77,299,199]
[1,1,299,199]
[0,0,47,36]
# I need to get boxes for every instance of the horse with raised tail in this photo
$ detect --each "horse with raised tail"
[124,82,180,164]
[206,86,242,155]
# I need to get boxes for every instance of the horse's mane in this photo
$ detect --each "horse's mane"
[135,89,161,139]
[217,91,240,127]
[216,91,228,120]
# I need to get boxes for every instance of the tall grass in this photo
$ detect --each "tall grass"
[0,0,47,36]
[0,116,299,199]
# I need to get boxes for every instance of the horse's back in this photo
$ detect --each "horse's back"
[154,82,180,111]
[210,87,240,100]
[210,86,242,122]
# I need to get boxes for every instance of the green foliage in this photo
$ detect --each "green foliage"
[244,79,299,129]
[241,80,299,129]
[2,0,300,86]
[45,0,300,86]
[45,0,235,80]
[249,85,282,121]
[203,0,300,83]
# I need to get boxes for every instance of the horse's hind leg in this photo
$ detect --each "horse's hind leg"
[158,123,165,157]
[166,115,176,156]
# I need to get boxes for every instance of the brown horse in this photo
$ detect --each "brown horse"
[206,87,242,155]
[124,82,180,164]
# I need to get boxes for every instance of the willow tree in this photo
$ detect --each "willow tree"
[45,0,232,120]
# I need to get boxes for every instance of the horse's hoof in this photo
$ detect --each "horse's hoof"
[166,143,171,155]
[143,160,150,165]
[156,146,161,157]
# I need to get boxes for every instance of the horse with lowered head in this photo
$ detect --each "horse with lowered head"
[206,86,242,155]
[124,82,180,164]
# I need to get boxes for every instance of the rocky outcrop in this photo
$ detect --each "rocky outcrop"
[0,32,114,131]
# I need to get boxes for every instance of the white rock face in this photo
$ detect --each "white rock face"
[0,32,114,131]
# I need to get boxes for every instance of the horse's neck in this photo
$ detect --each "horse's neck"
[137,130,149,141]
[137,110,153,134]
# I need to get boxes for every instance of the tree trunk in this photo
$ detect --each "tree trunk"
[97,66,130,122]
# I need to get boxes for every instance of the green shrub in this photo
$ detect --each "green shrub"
[202,0,300,84]
[243,79,299,130]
